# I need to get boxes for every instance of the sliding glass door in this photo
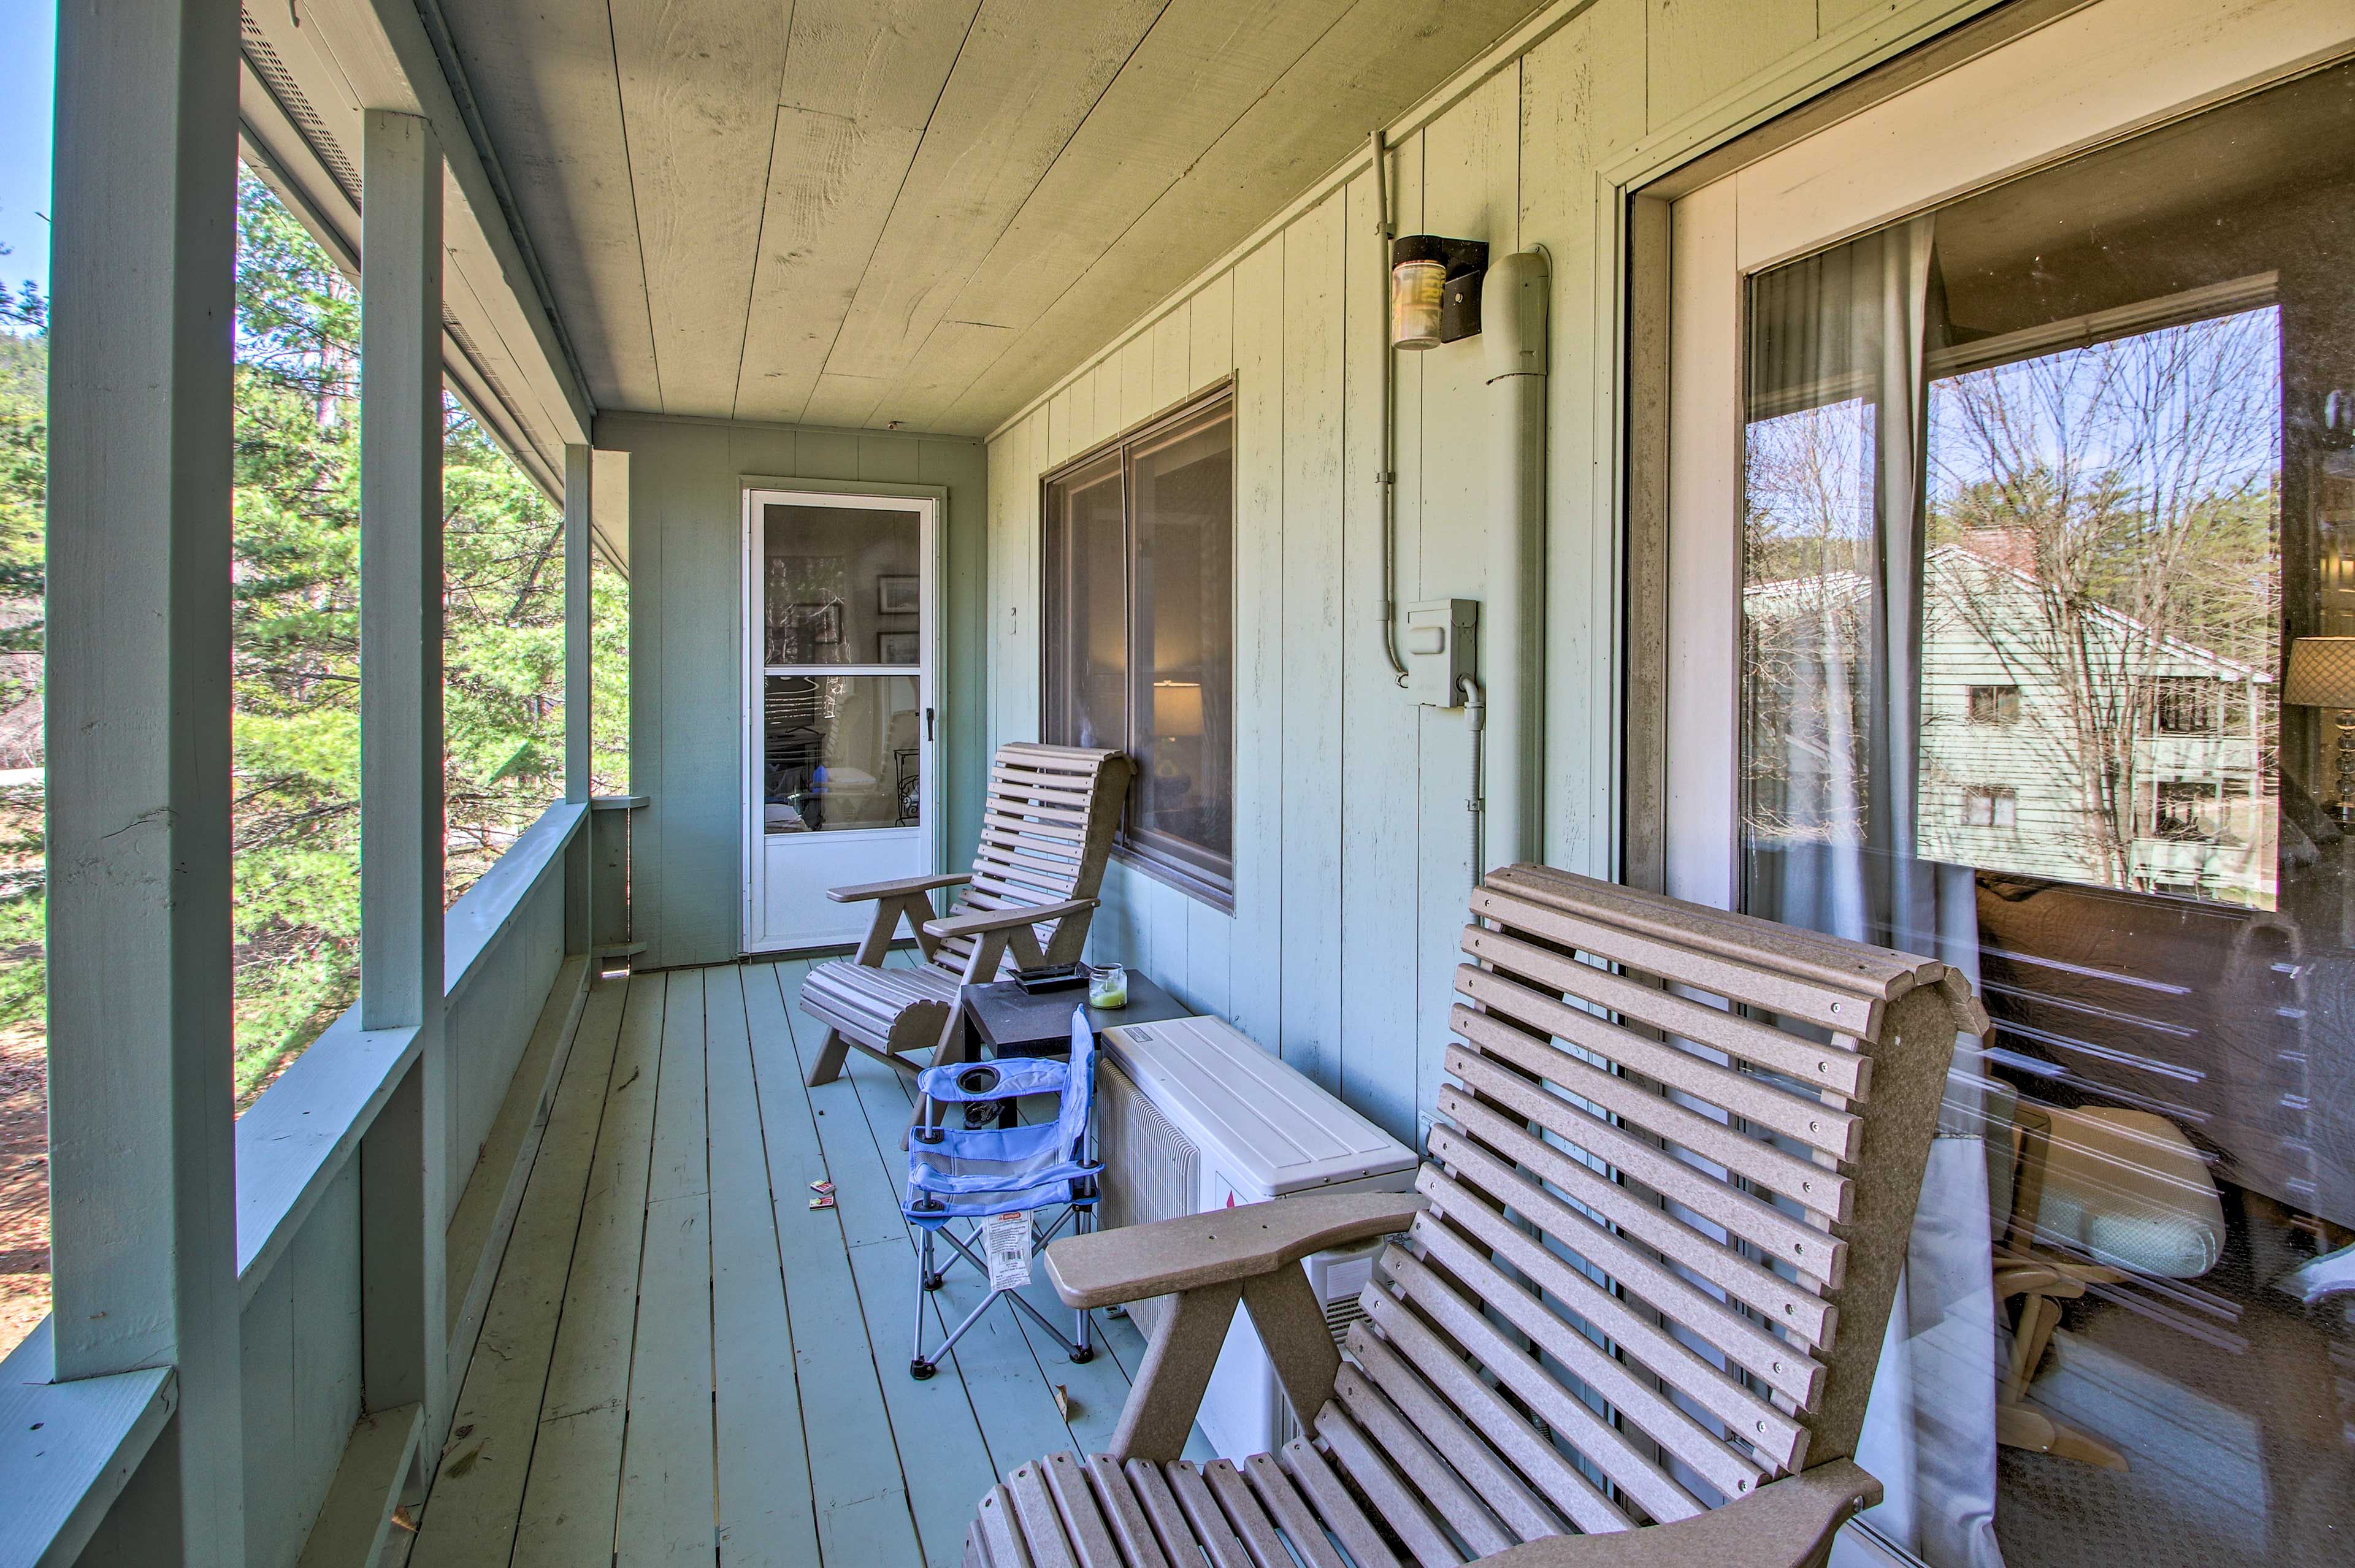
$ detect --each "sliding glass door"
[1658,5,2355,1564]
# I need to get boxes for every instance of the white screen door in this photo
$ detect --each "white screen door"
[743,488,940,952]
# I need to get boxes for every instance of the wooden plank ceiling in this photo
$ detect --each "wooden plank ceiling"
[438,0,1545,435]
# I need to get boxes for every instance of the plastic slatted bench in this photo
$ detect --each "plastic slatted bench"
[964,862,1985,1568]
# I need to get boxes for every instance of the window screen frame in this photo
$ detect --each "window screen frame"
[1039,380,1238,910]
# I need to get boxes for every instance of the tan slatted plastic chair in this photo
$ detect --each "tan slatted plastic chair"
[802,742,1133,1088]
[963,862,1985,1568]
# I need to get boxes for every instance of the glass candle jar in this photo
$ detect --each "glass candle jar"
[1087,963,1128,1009]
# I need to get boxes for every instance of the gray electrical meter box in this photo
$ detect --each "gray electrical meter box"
[1402,599,1478,708]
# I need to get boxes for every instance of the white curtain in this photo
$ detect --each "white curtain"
[1745,216,2005,1568]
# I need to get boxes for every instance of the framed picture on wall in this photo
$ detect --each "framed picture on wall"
[878,574,919,614]
[878,630,919,664]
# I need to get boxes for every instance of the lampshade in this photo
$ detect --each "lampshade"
[1151,679,1204,738]
[2283,637,2355,708]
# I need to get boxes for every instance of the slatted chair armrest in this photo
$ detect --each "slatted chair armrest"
[1469,1459,1880,1568]
[826,871,971,903]
[922,898,1097,939]
[1044,1191,1425,1309]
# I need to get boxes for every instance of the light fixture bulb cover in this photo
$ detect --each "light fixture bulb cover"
[1392,258,1444,350]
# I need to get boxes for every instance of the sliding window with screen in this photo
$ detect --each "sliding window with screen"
[1043,384,1235,906]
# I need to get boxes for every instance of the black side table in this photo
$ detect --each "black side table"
[959,969,1191,1060]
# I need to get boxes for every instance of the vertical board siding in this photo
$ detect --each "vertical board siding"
[976,0,1932,1142]
[1276,194,1347,1095]
[1336,167,1422,1146]
[240,1164,362,1568]
[599,413,990,969]
[1227,237,1288,1049]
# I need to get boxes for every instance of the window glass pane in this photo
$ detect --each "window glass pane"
[1129,407,1233,868]
[1044,454,1125,750]
[762,503,921,667]
[760,674,920,833]
[1739,60,2352,1567]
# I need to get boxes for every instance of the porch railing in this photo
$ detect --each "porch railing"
[1,797,638,1567]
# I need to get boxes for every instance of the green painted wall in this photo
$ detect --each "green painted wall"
[985,0,2005,1145]
[595,413,989,970]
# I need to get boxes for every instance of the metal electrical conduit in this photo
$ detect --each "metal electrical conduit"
[1368,133,1547,881]
[1369,129,1410,688]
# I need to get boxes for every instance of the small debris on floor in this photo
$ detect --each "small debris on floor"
[390,1505,419,1535]
[1053,1384,1071,1420]
[808,1194,836,1210]
[809,1180,834,1195]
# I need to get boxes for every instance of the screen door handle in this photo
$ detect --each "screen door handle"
[925,706,936,741]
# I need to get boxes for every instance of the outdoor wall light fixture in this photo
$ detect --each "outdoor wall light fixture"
[1390,235,1488,349]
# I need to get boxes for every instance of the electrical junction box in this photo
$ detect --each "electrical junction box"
[1403,598,1478,707]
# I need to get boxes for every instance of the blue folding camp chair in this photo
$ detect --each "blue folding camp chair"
[902,1007,1102,1379]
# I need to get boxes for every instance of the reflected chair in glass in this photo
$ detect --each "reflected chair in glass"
[798,741,1133,1088]
[903,1008,1101,1380]
[1985,1082,2226,1470]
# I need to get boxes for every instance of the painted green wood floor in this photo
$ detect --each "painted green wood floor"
[388,955,1205,1568]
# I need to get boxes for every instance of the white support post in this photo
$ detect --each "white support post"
[565,444,594,804]
[357,110,450,1459]
[563,445,595,955]
[45,2,245,1561]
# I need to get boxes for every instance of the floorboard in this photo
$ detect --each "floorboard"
[746,961,930,1565]
[408,955,1219,1568]
[704,965,821,1566]
[410,982,627,1568]
[616,970,719,1564]
[510,972,667,1567]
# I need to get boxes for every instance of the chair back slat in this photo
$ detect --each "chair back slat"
[1331,1365,1519,1558]
[1484,864,1942,998]
[1461,920,1873,1098]
[1333,863,1968,1532]
[1344,1307,1630,1537]
[1409,1193,1788,1491]
[1420,1148,1824,1426]
[927,743,1130,979]
[1453,962,1862,1158]
[1468,884,1875,1038]
[1374,1249,1710,1525]
[1426,1101,1838,1350]
[1446,1011,1854,1223]
[1309,1406,1466,1566]
[1342,1334,1568,1546]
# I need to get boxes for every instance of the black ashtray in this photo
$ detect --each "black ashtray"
[1013,963,1088,993]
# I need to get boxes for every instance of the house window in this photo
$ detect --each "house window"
[2153,779,2222,839]
[1962,786,2017,828]
[1967,683,2021,723]
[2156,675,2221,734]
[1043,384,1234,905]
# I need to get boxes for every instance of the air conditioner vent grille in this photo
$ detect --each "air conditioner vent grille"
[1322,1295,1367,1347]
[1096,1060,1197,1345]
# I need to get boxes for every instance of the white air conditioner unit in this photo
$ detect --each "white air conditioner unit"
[1095,1014,1417,1460]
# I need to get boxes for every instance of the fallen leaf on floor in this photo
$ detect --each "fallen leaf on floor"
[1054,1384,1071,1420]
